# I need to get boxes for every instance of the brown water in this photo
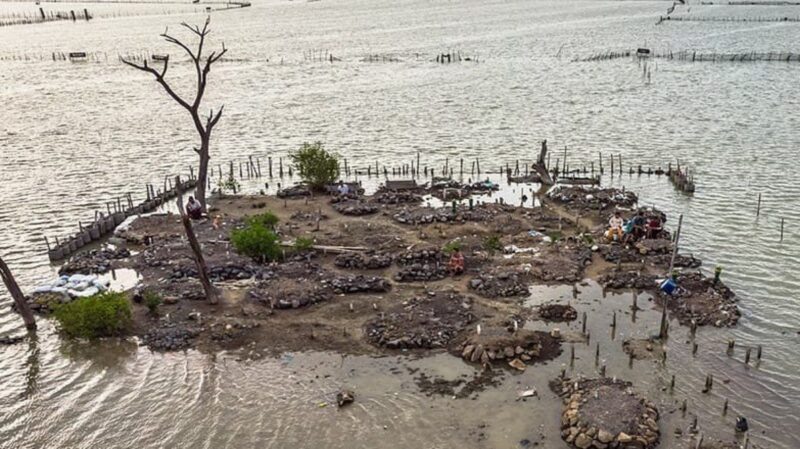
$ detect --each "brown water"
[1,0,800,447]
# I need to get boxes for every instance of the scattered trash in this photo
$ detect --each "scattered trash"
[517,388,537,399]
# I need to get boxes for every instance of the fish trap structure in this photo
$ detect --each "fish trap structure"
[579,49,800,63]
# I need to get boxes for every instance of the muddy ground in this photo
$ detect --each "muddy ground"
[30,185,740,367]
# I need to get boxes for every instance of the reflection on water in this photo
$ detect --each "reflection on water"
[1,0,800,447]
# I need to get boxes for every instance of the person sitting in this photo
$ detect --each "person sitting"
[646,216,663,239]
[186,196,203,220]
[623,211,646,244]
[448,249,465,275]
[337,182,350,196]
[606,211,624,242]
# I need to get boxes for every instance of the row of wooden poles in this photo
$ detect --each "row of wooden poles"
[562,299,760,448]
[581,49,800,63]
[0,7,90,27]
[45,177,197,262]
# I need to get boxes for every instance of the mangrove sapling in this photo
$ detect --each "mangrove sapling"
[52,292,132,339]
[144,290,163,315]
[231,218,282,263]
[291,142,340,191]
[121,16,226,212]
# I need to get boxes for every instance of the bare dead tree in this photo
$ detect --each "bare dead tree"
[0,254,36,330]
[175,179,218,305]
[122,16,226,212]
[534,139,554,185]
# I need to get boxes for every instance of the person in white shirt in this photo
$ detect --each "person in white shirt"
[606,211,624,241]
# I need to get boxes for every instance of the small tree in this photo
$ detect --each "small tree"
[291,142,339,191]
[121,17,226,212]
[52,292,132,339]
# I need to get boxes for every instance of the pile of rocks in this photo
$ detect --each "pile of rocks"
[329,193,360,203]
[554,377,660,449]
[549,186,638,212]
[59,247,131,275]
[276,185,311,198]
[396,248,444,265]
[667,272,740,327]
[324,275,391,294]
[169,263,254,282]
[249,284,332,309]
[469,271,531,298]
[394,264,447,282]
[529,246,592,283]
[371,191,422,205]
[393,207,455,224]
[142,324,200,351]
[538,304,578,322]
[290,210,327,222]
[332,200,379,216]
[456,328,561,368]
[364,292,476,349]
[334,252,393,269]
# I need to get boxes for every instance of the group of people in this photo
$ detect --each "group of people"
[606,210,663,243]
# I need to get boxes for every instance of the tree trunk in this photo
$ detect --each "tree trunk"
[176,188,218,305]
[534,139,554,185]
[196,138,210,212]
[0,255,36,330]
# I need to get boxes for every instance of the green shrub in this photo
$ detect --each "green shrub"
[294,236,315,252]
[231,219,282,263]
[547,231,563,242]
[443,240,462,254]
[144,291,162,315]
[249,212,279,230]
[483,235,503,253]
[52,292,132,339]
[218,176,240,194]
[290,142,340,191]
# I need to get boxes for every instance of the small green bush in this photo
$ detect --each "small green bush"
[442,240,462,254]
[52,292,132,339]
[144,291,162,315]
[294,236,315,252]
[291,142,340,191]
[547,231,563,242]
[218,176,240,194]
[249,212,279,230]
[231,219,282,263]
[483,235,503,253]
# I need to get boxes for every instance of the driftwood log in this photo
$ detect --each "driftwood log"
[0,254,36,330]
[534,139,554,185]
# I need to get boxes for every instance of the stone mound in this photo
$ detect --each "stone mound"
[334,252,393,269]
[469,270,531,298]
[538,304,578,322]
[455,327,562,368]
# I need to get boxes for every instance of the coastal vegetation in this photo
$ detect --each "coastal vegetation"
[52,292,132,339]
[290,142,340,191]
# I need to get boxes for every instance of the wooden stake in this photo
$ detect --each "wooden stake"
[0,254,36,330]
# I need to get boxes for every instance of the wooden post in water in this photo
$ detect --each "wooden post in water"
[661,214,683,339]
[780,218,784,242]
[756,193,761,217]
[0,254,36,330]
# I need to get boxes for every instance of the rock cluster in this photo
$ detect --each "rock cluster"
[334,252,393,269]
[371,191,422,205]
[600,270,658,290]
[394,264,447,282]
[249,285,332,310]
[469,271,530,298]
[59,247,131,275]
[549,186,638,211]
[396,248,444,265]
[538,304,578,322]
[456,328,560,369]
[170,263,254,282]
[276,185,311,198]
[332,200,379,216]
[324,275,391,294]
[364,292,475,349]
[554,377,660,449]
[142,324,199,351]
[666,272,740,327]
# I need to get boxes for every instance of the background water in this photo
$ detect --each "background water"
[1,0,799,447]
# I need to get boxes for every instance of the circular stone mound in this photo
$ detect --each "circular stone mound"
[332,200,379,216]
[364,292,476,349]
[555,377,660,449]
[538,303,578,322]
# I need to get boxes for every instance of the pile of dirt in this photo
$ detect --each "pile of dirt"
[59,247,131,275]
[334,252,393,269]
[553,377,660,449]
[455,327,562,369]
[469,270,531,298]
[664,271,740,327]
[276,185,311,198]
[599,269,659,290]
[332,200,379,216]
[538,304,578,322]
[364,292,476,349]
[528,245,591,283]
[414,369,503,399]
[324,275,391,294]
